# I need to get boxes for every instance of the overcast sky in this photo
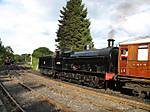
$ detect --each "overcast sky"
[0,0,150,54]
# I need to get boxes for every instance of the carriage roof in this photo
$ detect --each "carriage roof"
[119,37,150,45]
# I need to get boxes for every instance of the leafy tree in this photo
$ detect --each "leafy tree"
[56,0,93,51]
[14,54,24,63]
[0,38,14,65]
[5,46,14,58]
[0,42,6,65]
[21,54,31,62]
[0,38,2,46]
[13,54,29,63]
[32,47,53,58]
[5,46,13,54]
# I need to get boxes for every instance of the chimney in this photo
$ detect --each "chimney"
[107,38,115,47]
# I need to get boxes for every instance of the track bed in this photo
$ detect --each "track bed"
[8,70,150,112]
[0,74,65,112]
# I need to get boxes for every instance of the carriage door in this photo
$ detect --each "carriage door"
[120,48,128,75]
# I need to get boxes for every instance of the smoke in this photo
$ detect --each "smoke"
[108,26,115,39]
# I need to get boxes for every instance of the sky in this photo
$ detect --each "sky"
[0,0,150,54]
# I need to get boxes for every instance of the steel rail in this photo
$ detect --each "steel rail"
[0,82,25,112]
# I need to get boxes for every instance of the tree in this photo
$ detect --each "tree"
[5,46,13,54]
[56,0,93,51]
[0,39,14,65]
[0,38,2,47]
[14,54,24,63]
[32,47,53,58]
[0,41,5,65]
[21,54,31,62]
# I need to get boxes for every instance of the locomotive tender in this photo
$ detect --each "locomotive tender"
[39,37,150,98]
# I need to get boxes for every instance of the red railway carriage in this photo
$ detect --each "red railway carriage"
[117,37,150,97]
[118,37,150,78]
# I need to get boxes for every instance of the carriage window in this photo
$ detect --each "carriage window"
[121,49,128,60]
[138,45,148,61]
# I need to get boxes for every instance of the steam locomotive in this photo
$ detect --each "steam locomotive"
[39,38,150,98]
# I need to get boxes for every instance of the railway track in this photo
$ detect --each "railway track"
[46,75,150,102]
[30,71,150,102]
[0,80,25,112]
[31,70,150,103]
[0,66,150,112]
[54,77,150,106]
[17,81,73,112]
[14,71,150,112]
[36,82,123,112]
[0,75,72,112]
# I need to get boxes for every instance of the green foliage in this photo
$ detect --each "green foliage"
[32,47,53,58]
[0,45,5,65]
[14,54,24,63]
[5,46,13,54]
[0,38,14,65]
[56,0,93,51]
[13,54,31,65]
[21,54,31,62]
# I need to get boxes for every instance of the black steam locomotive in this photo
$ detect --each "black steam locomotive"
[39,39,118,89]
